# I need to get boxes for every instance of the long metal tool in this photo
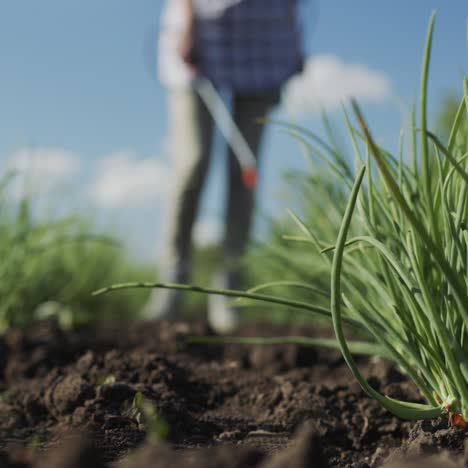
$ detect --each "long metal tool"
[195,78,258,189]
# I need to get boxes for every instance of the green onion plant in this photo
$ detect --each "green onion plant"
[95,12,468,423]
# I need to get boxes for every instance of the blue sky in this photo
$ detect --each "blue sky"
[0,1,467,261]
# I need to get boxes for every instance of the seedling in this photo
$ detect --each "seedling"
[130,392,169,442]
[96,375,117,387]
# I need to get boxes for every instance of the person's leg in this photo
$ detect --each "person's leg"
[144,87,214,319]
[208,93,278,332]
[224,93,279,286]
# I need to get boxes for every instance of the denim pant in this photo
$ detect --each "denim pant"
[154,88,278,315]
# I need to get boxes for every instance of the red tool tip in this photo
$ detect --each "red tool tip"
[242,167,257,189]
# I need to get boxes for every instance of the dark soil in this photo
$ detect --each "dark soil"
[0,319,466,468]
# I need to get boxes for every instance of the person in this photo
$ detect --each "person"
[144,0,305,332]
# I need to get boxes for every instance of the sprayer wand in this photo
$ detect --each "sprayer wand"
[194,78,258,189]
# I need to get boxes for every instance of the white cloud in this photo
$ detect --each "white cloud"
[283,55,392,116]
[89,151,169,207]
[8,147,81,180]
[6,147,81,199]
[193,218,222,246]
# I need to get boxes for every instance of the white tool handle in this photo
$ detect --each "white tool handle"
[195,78,257,169]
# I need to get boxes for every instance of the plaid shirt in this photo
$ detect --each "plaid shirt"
[159,0,304,93]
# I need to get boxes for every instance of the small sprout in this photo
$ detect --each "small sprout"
[27,435,41,452]
[102,375,116,385]
[0,391,11,402]
[95,375,117,388]
[131,392,169,442]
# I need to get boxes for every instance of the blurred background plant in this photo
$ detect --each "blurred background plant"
[0,173,154,331]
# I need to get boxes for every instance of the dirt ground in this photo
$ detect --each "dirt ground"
[0,319,466,468]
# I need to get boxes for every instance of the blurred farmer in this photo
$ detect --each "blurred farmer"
[144,0,305,332]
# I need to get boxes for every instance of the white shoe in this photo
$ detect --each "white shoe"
[207,273,240,334]
[141,263,189,321]
[141,288,181,321]
[207,295,240,334]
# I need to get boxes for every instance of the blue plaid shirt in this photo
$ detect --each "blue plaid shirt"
[159,0,305,93]
[194,0,304,93]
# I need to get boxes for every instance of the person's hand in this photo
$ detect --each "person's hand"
[178,23,198,72]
